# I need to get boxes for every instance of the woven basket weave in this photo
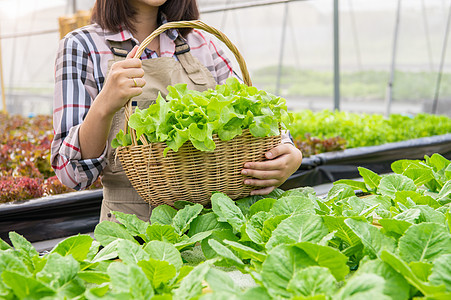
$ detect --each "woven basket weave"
[116,20,281,206]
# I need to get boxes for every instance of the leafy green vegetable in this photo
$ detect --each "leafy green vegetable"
[107,262,154,299]
[2,154,451,299]
[188,212,231,237]
[269,195,316,215]
[261,245,315,298]
[345,218,396,259]
[378,174,417,198]
[0,238,11,251]
[2,270,57,299]
[380,251,447,297]
[143,241,183,271]
[266,214,329,250]
[172,262,210,300]
[93,221,137,246]
[208,239,244,267]
[112,77,290,155]
[138,258,176,289]
[50,234,93,261]
[429,254,451,292]
[397,223,451,263]
[171,203,203,235]
[333,273,389,300]
[116,239,150,264]
[112,211,150,237]
[356,258,410,300]
[146,223,178,244]
[211,192,246,231]
[287,266,337,298]
[294,242,349,281]
[150,205,177,225]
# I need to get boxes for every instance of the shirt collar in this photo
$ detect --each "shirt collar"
[103,15,179,57]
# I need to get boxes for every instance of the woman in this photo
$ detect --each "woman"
[51,0,302,222]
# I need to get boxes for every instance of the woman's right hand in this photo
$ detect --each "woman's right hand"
[98,45,146,116]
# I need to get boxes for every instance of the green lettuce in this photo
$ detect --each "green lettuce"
[112,77,291,155]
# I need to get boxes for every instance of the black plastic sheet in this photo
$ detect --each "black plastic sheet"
[0,190,102,244]
[281,133,451,190]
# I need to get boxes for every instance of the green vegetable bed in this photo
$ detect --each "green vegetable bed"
[289,110,451,156]
[1,154,451,299]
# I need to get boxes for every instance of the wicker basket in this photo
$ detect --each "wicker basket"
[116,20,281,206]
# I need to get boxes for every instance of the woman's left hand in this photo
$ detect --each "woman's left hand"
[241,143,303,195]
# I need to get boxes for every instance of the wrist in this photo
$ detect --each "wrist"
[93,91,119,119]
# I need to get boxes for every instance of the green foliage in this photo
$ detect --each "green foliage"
[289,109,451,150]
[2,155,451,299]
[112,77,291,154]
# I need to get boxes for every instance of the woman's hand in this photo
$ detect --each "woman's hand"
[97,45,146,116]
[241,143,303,195]
[78,46,146,159]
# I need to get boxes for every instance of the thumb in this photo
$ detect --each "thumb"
[265,144,289,159]
[126,45,139,59]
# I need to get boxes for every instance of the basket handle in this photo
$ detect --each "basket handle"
[123,20,251,146]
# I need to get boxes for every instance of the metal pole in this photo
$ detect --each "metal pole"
[421,0,434,71]
[333,0,340,110]
[348,0,362,71]
[275,2,289,96]
[0,31,6,114]
[385,0,402,117]
[220,0,232,30]
[72,0,77,13]
[432,0,451,114]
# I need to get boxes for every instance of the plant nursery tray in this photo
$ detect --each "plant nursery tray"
[281,133,451,189]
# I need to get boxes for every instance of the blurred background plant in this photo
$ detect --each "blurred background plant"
[289,110,451,156]
[0,112,101,203]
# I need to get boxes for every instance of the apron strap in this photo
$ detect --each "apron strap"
[174,37,209,85]
[109,40,133,60]
[109,37,210,85]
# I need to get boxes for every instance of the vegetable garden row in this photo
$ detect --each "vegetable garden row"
[2,101,451,203]
[1,78,451,299]
[1,153,450,299]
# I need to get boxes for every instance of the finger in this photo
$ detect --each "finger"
[265,144,293,160]
[241,168,281,180]
[249,186,276,196]
[126,45,139,59]
[244,178,279,187]
[131,77,146,88]
[243,156,288,171]
[124,68,145,79]
[120,58,143,69]
[129,86,143,98]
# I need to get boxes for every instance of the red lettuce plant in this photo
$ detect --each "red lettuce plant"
[0,112,101,203]
[0,176,44,203]
[294,133,347,157]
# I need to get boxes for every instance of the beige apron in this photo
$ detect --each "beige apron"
[100,37,217,223]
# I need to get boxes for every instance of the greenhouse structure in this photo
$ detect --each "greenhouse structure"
[0,0,451,299]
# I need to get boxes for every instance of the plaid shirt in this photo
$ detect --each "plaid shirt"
[51,23,234,190]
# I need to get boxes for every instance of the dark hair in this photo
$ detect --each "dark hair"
[91,0,199,37]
